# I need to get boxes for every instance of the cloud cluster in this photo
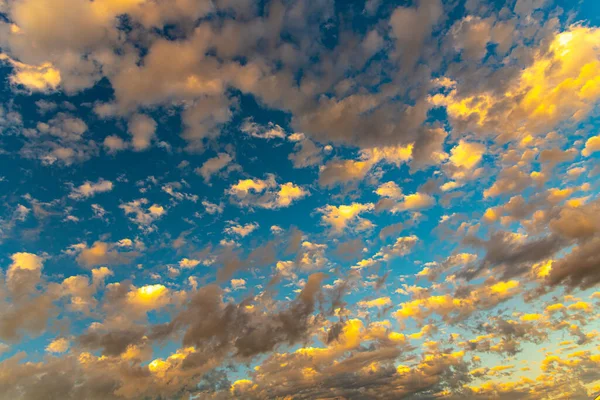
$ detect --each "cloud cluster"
[228,175,308,209]
[1,0,600,399]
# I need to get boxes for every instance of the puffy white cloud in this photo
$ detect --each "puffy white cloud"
[582,135,600,157]
[46,337,70,353]
[126,284,171,313]
[318,203,374,233]
[74,241,139,268]
[0,53,60,92]
[68,179,113,200]
[224,222,259,238]
[128,114,157,151]
[179,258,201,269]
[6,252,44,289]
[375,182,403,199]
[449,141,485,170]
[103,135,128,153]
[228,175,309,209]
[120,198,166,231]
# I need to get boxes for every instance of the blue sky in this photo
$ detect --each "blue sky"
[1,0,600,399]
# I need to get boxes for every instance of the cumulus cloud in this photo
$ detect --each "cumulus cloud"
[103,135,128,153]
[202,200,224,215]
[0,53,61,92]
[432,26,600,142]
[126,284,171,313]
[73,241,139,268]
[19,113,96,166]
[319,159,371,187]
[230,278,246,290]
[240,119,286,139]
[2,1,600,398]
[375,181,403,199]
[46,337,70,353]
[318,203,374,233]
[120,198,166,231]
[5,252,44,293]
[582,135,600,157]
[179,258,201,269]
[288,138,323,168]
[228,175,309,209]
[128,114,157,151]
[224,222,259,238]
[195,153,233,183]
[68,178,113,200]
[447,140,485,178]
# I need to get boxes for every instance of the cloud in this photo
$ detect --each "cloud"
[179,258,201,269]
[395,279,520,325]
[74,241,139,268]
[582,135,600,157]
[91,267,113,285]
[202,200,224,215]
[319,159,371,187]
[46,337,70,353]
[103,135,128,153]
[288,139,323,168]
[357,297,392,308]
[6,252,44,293]
[484,166,533,198]
[549,200,600,240]
[296,241,329,271]
[228,175,309,209]
[319,145,414,187]
[548,237,600,290]
[161,182,198,203]
[126,284,171,313]
[352,235,418,270]
[381,235,419,260]
[230,278,246,290]
[318,203,374,233]
[195,153,233,183]
[240,119,286,139]
[432,26,600,141]
[2,2,600,399]
[0,0,434,151]
[19,113,95,165]
[410,127,448,171]
[0,294,56,342]
[333,238,365,261]
[7,252,43,275]
[128,114,157,151]
[224,222,259,238]
[275,260,297,280]
[375,182,403,199]
[154,272,328,364]
[68,178,113,200]
[449,140,485,170]
[397,192,435,211]
[376,191,435,213]
[0,53,61,92]
[119,198,166,231]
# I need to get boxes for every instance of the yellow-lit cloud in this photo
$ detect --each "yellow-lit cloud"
[126,284,171,312]
[0,54,60,92]
[319,203,374,232]
[431,26,600,140]
[46,338,70,353]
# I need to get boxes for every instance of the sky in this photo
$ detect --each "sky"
[1,0,600,399]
